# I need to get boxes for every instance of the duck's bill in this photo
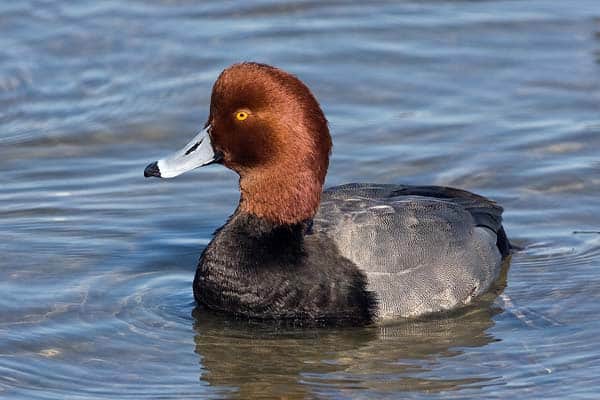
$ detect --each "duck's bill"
[144,125,220,179]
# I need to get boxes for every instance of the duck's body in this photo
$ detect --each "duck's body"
[194,183,508,324]
[145,62,511,325]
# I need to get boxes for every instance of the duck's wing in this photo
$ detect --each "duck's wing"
[312,183,509,318]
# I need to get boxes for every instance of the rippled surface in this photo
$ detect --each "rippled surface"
[2,1,600,398]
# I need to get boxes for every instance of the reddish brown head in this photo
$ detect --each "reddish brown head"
[145,62,332,225]
[206,63,331,225]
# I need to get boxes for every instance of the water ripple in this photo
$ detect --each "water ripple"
[2,0,600,398]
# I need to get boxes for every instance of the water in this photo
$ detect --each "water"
[1,0,600,398]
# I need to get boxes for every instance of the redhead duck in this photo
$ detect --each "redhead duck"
[145,62,511,325]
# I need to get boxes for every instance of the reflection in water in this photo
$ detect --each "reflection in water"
[192,273,507,399]
[193,308,499,399]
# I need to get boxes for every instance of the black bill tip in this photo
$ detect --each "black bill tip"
[144,161,161,178]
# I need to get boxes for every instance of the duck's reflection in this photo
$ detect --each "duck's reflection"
[192,284,505,399]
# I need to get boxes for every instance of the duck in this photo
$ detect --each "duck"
[144,62,511,325]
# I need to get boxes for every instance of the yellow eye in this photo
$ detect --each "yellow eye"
[235,111,249,121]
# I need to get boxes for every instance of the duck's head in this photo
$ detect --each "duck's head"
[144,62,332,225]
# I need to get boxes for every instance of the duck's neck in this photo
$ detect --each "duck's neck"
[238,169,323,225]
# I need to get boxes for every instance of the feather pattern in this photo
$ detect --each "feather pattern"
[312,183,508,319]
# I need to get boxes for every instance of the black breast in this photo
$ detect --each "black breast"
[193,211,376,325]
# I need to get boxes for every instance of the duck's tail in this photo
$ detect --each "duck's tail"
[497,226,522,257]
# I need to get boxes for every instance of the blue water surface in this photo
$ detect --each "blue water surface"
[1,1,600,398]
